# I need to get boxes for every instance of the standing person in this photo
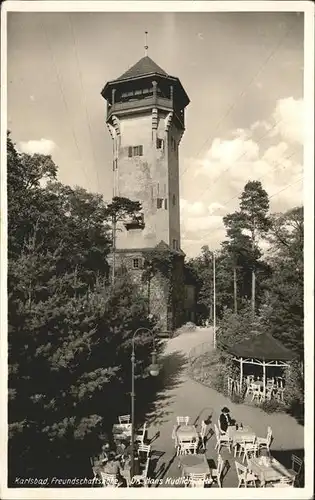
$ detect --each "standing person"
[219,407,234,433]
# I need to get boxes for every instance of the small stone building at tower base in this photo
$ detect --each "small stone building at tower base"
[110,240,194,333]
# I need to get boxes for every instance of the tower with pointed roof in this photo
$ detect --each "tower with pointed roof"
[101,54,190,330]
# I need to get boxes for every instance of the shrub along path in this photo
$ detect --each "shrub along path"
[147,327,304,488]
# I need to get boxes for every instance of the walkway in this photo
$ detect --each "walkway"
[147,327,304,487]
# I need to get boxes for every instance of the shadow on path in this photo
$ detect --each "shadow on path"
[135,350,188,427]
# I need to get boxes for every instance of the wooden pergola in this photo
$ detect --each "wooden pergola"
[222,332,295,397]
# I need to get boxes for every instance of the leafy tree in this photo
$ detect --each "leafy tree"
[260,207,303,359]
[7,135,159,483]
[217,302,265,348]
[106,196,142,284]
[185,246,213,323]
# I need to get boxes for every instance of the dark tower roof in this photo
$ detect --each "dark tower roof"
[101,55,190,108]
[118,56,168,80]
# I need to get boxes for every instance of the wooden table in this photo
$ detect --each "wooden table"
[248,456,295,486]
[227,425,256,444]
[175,425,198,442]
[112,423,132,442]
[180,454,211,477]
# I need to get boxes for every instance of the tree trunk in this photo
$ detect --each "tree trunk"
[112,218,116,285]
[148,277,151,315]
[251,225,256,314]
[251,269,256,313]
[233,266,238,313]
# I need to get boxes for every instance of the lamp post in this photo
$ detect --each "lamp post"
[130,328,159,479]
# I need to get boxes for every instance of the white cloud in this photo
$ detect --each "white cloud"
[180,199,207,217]
[18,138,56,155]
[208,202,226,214]
[209,136,259,165]
[181,97,304,257]
[272,97,304,144]
[180,199,225,255]
[250,120,272,132]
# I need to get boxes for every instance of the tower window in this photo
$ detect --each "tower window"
[171,137,177,151]
[164,199,168,210]
[157,198,163,209]
[172,239,178,250]
[172,194,176,206]
[156,138,164,150]
[128,145,143,157]
[132,258,140,269]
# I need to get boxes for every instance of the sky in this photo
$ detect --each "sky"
[7,10,304,257]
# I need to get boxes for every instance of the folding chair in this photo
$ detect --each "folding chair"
[287,454,303,486]
[176,416,190,425]
[235,461,257,487]
[118,414,131,424]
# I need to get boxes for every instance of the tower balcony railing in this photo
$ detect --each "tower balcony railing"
[107,95,184,128]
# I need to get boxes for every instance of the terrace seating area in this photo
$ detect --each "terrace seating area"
[89,411,303,488]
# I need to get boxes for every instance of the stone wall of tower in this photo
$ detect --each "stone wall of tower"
[107,109,182,251]
[167,119,183,251]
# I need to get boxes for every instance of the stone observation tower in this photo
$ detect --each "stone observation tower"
[101,48,190,331]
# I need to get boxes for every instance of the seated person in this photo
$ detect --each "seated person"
[101,451,126,486]
[219,407,235,433]
[99,442,111,463]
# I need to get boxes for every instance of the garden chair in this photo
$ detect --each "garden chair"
[135,422,147,445]
[234,436,256,460]
[210,453,224,487]
[245,383,254,399]
[138,443,151,458]
[176,416,190,426]
[214,424,232,453]
[287,454,303,486]
[227,377,234,397]
[132,457,150,487]
[198,420,208,450]
[234,380,241,395]
[100,472,121,487]
[251,385,262,402]
[118,414,131,424]
[235,461,258,487]
[243,443,259,464]
[275,387,285,402]
[272,476,294,488]
[90,457,99,479]
[177,440,198,456]
[257,426,272,452]
[186,472,208,488]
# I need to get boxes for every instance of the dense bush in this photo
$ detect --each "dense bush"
[189,349,236,395]
[259,399,287,414]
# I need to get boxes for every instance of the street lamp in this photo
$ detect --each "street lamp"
[130,328,159,479]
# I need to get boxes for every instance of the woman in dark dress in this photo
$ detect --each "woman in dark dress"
[219,407,234,433]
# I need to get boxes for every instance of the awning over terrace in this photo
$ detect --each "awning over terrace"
[221,332,296,396]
